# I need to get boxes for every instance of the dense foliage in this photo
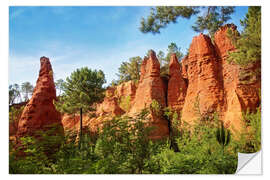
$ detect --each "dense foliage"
[227,6,261,66]
[55,67,106,115]
[140,6,235,37]
[9,107,261,174]
[116,56,142,84]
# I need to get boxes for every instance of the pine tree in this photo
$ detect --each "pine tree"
[227,6,261,66]
[140,6,235,38]
[116,56,142,83]
[55,67,106,148]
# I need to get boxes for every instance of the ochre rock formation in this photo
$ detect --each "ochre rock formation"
[58,24,260,138]
[214,24,261,132]
[172,24,260,133]
[16,57,64,138]
[96,95,125,116]
[116,80,137,103]
[181,33,224,125]
[130,51,166,113]
[129,50,169,139]
[167,53,187,112]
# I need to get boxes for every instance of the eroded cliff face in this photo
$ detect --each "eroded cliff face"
[129,50,169,139]
[59,24,260,138]
[214,24,261,132]
[181,33,224,125]
[172,24,260,133]
[16,57,64,138]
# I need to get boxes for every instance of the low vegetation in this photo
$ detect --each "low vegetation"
[9,107,261,174]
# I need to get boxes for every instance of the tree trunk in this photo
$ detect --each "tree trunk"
[79,108,83,149]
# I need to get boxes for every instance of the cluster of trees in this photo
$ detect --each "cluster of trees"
[9,82,34,105]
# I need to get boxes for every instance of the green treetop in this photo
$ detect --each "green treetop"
[227,6,261,66]
[116,56,142,84]
[55,67,106,115]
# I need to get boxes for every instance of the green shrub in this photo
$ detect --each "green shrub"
[150,99,161,116]
[119,95,131,112]
[231,108,261,153]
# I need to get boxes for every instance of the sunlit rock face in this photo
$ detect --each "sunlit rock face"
[61,24,261,138]
[181,33,224,126]
[214,24,261,132]
[17,57,64,138]
[129,50,169,139]
[167,53,187,113]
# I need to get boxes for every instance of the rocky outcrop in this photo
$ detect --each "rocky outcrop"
[167,24,260,133]
[129,50,169,139]
[181,33,224,125]
[96,95,125,116]
[116,80,137,103]
[57,24,260,138]
[130,51,166,113]
[214,24,261,132]
[167,53,187,112]
[17,57,64,138]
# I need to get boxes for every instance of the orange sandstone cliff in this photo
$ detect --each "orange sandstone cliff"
[60,24,260,137]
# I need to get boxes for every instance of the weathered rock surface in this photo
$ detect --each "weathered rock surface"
[167,53,187,112]
[116,80,137,103]
[181,33,224,125]
[59,23,260,138]
[129,50,169,139]
[214,24,261,132]
[17,57,64,137]
[96,95,125,116]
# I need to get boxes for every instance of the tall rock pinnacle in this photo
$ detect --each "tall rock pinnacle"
[17,57,64,137]
[167,53,187,112]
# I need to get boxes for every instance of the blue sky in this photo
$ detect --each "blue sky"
[9,6,248,86]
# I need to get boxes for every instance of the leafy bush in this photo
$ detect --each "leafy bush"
[119,95,131,112]
[150,99,162,116]
[231,108,261,153]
